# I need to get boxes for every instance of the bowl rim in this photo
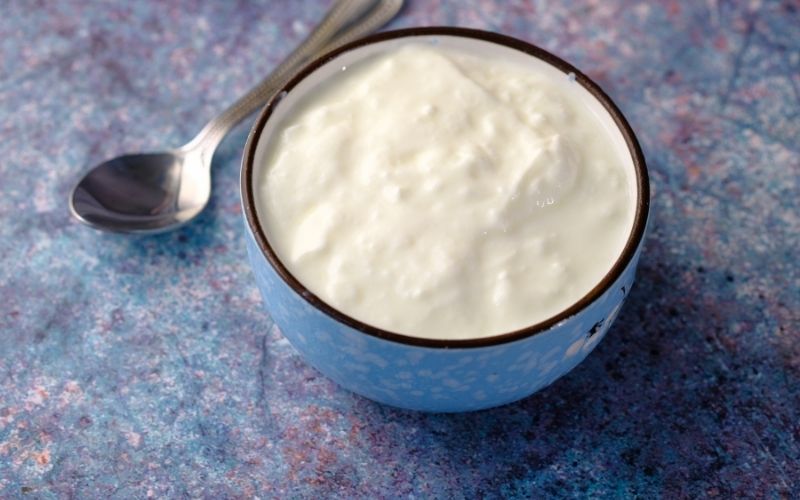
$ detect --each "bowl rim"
[241,27,650,349]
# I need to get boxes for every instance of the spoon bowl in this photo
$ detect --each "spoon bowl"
[69,150,210,233]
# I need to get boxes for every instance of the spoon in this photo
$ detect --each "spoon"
[70,0,403,234]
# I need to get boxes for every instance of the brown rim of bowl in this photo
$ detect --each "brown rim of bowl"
[241,27,650,349]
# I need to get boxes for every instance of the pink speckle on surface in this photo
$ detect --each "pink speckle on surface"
[126,431,142,448]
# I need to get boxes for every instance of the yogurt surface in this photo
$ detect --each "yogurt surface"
[256,43,635,340]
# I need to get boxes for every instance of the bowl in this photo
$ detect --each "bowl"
[240,27,650,412]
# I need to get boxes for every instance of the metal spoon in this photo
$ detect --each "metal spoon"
[69,0,403,234]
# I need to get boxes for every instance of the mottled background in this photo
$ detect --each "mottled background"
[1,0,798,498]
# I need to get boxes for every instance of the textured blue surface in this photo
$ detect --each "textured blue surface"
[0,0,798,497]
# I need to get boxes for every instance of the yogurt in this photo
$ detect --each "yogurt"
[256,44,635,340]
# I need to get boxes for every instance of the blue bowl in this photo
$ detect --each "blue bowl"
[241,28,650,412]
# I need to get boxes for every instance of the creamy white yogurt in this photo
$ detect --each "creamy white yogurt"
[256,44,635,340]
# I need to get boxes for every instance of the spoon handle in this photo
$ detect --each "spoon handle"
[186,0,403,155]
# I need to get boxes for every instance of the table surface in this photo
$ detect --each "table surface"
[1,0,798,497]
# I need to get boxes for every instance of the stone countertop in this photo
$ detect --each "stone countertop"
[1,0,797,497]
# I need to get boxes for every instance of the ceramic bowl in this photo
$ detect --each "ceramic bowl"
[241,27,650,412]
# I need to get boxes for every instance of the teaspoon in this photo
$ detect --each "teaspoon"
[70,0,403,234]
